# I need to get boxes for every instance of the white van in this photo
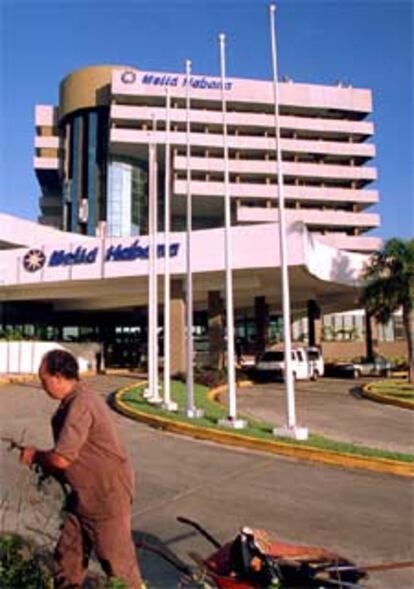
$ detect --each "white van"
[307,346,324,379]
[255,347,311,381]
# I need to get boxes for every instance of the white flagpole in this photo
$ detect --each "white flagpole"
[144,138,155,399]
[269,3,307,440]
[185,59,203,418]
[163,86,177,411]
[148,117,161,404]
[217,33,246,430]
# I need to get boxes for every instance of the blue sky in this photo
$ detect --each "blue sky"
[0,0,412,239]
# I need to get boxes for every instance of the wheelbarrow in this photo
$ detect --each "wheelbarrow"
[136,517,413,588]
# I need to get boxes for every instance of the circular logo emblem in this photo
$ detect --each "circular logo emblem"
[23,249,46,272]
[121,70,137,84]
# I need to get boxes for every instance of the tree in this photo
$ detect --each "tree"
[362,238,414,383]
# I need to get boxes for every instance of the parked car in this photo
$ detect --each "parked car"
[327,355,392,379]
[254,347,311,381]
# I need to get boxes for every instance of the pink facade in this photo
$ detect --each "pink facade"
[110,68,380,252]
[34,65,381,252]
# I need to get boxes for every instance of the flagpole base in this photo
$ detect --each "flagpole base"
[148,396,163,405]
[162,400,178,412]
[185,408,204,419]
[273,426,309,441]
[218,417,247,429]
[143,385,162,400]
[142,388,152,399]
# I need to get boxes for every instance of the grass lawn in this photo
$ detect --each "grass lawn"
[368,379,414,403]
[120,381,414,464]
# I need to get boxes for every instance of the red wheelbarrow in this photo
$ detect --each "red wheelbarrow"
[137,517,413,589]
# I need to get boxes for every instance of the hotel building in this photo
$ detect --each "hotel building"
[2,64,402,373]
[35,65,380,252]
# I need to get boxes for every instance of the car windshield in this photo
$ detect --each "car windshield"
[307,350,320,360]
[259,351,284,362]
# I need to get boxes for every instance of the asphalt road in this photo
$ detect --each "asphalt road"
[234,377,414,455]
[0,376,413,589]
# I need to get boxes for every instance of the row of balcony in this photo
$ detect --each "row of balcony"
[110,104,374,141]
[173,180,378,206]
[110,128,375,162]
[172,155,376,183]
[237,206,380,231]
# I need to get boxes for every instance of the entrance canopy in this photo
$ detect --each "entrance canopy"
[0,214,368,316]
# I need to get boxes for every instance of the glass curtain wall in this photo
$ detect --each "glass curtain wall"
[63,108,108,235]
[107,159,148,237]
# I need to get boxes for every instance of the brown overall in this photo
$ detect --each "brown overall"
[51,383,142,588]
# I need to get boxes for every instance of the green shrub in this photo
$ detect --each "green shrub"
[0,533,52,588]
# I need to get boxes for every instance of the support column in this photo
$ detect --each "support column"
[255,296,269,353]
[170,279,186,374]
[208,291,224,370]
[307,300,321,347]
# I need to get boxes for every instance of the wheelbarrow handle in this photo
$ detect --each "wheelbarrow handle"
[177,516,222,549]
[1,437,24,452]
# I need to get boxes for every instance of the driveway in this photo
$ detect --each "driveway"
[234,378,414,454]
[0,376,413,589]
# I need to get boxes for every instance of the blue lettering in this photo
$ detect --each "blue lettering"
[104,241,179,262]
[137,246,149,259]
[63,252,75,265]
[86,248,98,263]
[135,73,232,91]
[48,246,98,267]
[105,245,117,262]
[48,250,65,266]
[169,243,180,257]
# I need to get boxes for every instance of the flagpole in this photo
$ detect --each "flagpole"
[269,3,307,440]
[185,59,203,418]
[147,116,161,405]
[163,86,177,411]
[144,137,155,400]
[217,33,246,430]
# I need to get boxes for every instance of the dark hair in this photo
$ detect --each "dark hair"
[42,350,79,380]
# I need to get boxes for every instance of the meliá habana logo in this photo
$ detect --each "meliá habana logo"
[22,240,180,272]
[23,249,46,272]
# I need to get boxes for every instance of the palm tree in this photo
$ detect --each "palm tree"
[362,238,414,383]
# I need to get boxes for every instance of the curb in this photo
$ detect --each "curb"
[362,383,414,411]
[114,385,414,479]
[0,374,38,386]
[0,369,141,387]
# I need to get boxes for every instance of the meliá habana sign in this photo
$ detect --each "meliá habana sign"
[22,239,180,273]
[120,70,233,91]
